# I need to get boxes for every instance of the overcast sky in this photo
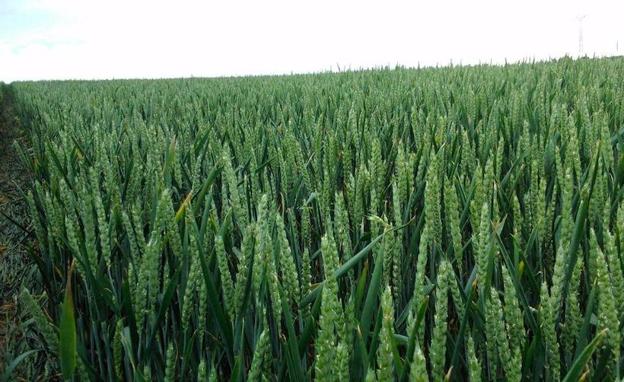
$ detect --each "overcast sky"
[1,0,623,82]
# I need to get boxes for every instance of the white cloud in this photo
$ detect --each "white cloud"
[1,0,623,82]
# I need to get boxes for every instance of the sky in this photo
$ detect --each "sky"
[1,0,623,82]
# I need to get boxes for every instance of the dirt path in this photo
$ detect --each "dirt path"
[0,85,48,380]
[0,85,32,287]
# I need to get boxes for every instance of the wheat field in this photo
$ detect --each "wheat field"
[7,57,624,381]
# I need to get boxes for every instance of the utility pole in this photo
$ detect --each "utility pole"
[577,15,586,57]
